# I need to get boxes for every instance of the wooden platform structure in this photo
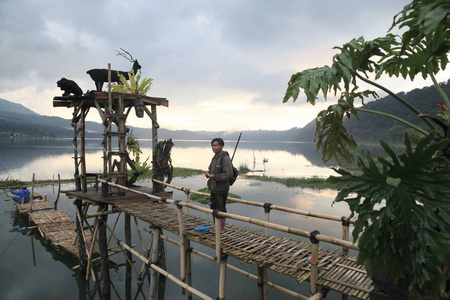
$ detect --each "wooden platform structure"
[61,184,373,300]
[49,83,373,299]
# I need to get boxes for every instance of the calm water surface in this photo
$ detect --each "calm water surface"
[0,138,357,300]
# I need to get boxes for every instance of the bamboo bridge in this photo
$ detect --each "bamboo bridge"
[15,178,373,300]
[45,79,374,299]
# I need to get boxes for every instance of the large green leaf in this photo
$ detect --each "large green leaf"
[329,131,450,297]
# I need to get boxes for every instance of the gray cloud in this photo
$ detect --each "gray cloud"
[2,0,432,131]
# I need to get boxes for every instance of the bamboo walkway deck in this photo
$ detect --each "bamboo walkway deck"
[15,200,97,257]
[65,188,373,299]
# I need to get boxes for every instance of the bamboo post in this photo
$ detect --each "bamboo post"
[262,203,272,299]
[214,217,221,263]
[184,189,190,215]
[257,266,264,300]
[28,173,35,211]
[310,230,320,296]
[149,226,162,300]
[118,95,127,188]
[125,213,132,263]
[54,174,61,210]
[218,254,227,300]
[80,106,87,193]
[99,203,111,299]
[186,239,193,300]
[341,217,350,256]
[151,104,158,192]
[73,107,81,191]
[176,202,187,293]
[75,200,87,275]
[158,233,311,300]
[85,215,100,278]
[263,203,272,237]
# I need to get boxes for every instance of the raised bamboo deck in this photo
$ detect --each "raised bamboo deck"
[64,187,373,299]
[15,200,98,257]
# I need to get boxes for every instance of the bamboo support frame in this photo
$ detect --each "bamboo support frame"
[341,217,350,256]
[219,255,227,300]
[153,179,356,225]
[176,204,187,288]
[120,241,213,300]
[80,106,87,192]
[149,227,161,300]
[159,233,310,300]
[215,218,222,263]
[310,243,319,296]
[99,179,358,250]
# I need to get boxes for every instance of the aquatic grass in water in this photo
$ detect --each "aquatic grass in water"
[190,187,241,204]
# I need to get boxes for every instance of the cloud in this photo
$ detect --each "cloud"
[1,0,447,131]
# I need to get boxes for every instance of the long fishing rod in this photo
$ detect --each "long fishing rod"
[231,132,242,162]
[0,162,15,180]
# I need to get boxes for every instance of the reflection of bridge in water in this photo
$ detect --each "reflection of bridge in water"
[17,178,373,300]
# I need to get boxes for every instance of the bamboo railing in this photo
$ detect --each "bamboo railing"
[98,179,358,299]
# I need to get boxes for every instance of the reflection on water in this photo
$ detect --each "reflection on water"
[0,138,337,180]
[0,138,359,300]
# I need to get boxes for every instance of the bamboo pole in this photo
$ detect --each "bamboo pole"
[28,173,35,211]
[133,216,146,254]
[158,233,309,300]
[107,212,122,245]
[186,239,193,300]
[54,174,61,209]
[176,204,187,290]
[85,217,100,278]
[218,255,227,300]
[120,241,213,300]
[184,189,190,215]
[310,231,320,296]
[72,248,122,270]
[100,179,358,250]
[75,200,87,275]
[125,213,132,262]
[86,210,117,218]
[308,291,325,300]
[152,178,356,225]
[341,217,350,256]
[215,217,221,263]
[80,106,87,192]
[99,203,111,299]
[151,104,158,192]
[149,227,161,300]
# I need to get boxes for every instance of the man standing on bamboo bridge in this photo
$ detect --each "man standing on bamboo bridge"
[205,138,233,234]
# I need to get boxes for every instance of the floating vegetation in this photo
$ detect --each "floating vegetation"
[190,187,241,204]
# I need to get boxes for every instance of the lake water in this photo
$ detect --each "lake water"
[0,137,358,300]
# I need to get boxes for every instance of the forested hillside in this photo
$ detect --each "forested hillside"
[294,80,450,144]
[346,80,450,143]
[1,80,448,141]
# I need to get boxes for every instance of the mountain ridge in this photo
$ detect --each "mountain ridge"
[1,80,449,143]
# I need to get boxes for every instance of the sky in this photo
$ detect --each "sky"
[1,0,449,132]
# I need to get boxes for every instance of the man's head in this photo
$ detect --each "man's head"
[22,186,27,190]
[211,138,224,154]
